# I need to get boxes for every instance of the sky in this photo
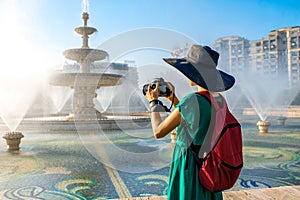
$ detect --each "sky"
[0,0,299,69]
[0,0,299,84]
[0,0,299,80]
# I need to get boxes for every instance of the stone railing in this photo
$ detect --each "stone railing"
[243,106,300,118]
[116,185,300,200]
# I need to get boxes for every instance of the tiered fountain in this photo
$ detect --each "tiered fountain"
[49,12,122,120]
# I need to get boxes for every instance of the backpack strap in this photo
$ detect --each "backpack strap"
[196,91,226,111]
[193,91,228,160]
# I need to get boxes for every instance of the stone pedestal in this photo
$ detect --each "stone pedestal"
[73,86,100,119]
[257,121,270,134]
[3,131,24,151]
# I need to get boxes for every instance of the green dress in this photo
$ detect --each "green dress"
[167,93,223,200]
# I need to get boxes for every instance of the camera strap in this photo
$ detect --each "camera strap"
[165,93,175,112]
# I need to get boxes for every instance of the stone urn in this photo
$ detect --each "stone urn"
[277,116,287,126]
[256,121,270,134]
[3,131,24,151]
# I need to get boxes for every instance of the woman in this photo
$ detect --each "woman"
[145,45,235,200]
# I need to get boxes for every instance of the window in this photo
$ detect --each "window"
[270,54,276,59]
[290,30,298,36]
[256,42,261,47]
[270,40,276,51]
[291,37,297,49]
[292,56,298,62]
[270,65,276,70]
[263,41,269,51]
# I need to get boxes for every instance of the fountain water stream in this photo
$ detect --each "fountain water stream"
[82,0,89,13]
[0,77,41,131]
[236,72,298,133]
[47,85,74,113]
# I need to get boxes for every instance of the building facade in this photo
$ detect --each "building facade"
[213,36,250,73]
[213,26,300,88]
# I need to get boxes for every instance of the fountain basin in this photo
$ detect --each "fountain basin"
[11,115,151,132]
[48,72,122,88]
[63,48,108,62]
[257,120,270,134]
[75,26,97,35]
[3,131,24,151]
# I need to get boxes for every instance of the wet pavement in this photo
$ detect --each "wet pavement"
[0,116,300,199]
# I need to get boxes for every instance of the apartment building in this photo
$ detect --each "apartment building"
[213,36,250,74]
[213,26,300,87]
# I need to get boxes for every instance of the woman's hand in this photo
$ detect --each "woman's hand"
[145,83,159,102]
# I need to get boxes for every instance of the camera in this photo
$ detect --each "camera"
[142,78,172,97]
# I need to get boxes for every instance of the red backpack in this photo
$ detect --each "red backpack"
[191,91,243,192]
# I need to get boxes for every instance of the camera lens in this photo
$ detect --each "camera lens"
[150,84,156,90]
[142,84,149,95]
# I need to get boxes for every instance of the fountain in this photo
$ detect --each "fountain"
[0,7,153,133]
[48,12,122,120]
[2,131,24,151]
[236,72,298,134]
[256,120,271,134]
[277,116,287,126]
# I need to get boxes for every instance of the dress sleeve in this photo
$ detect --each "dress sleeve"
[176,93,200,133]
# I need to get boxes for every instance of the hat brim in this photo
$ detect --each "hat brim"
[163,58,235,92]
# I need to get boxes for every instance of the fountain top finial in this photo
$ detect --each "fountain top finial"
[82,12,89,26]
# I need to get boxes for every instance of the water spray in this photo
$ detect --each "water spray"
[82,0,89,13]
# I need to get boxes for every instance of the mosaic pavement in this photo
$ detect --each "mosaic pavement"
[0,116,300,199]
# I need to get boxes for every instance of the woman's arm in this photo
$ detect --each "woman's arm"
[151,108,181,139]
[145,82,181,139]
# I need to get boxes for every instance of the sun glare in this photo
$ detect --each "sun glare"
[0,0,57,131]
[0,0,54,80]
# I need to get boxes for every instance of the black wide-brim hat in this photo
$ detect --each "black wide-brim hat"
[163,45,235,92]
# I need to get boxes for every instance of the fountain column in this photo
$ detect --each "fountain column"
[80,59,91,73]
[77,13,92,74]
[73,86,97,118]
[81,12,90,49]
